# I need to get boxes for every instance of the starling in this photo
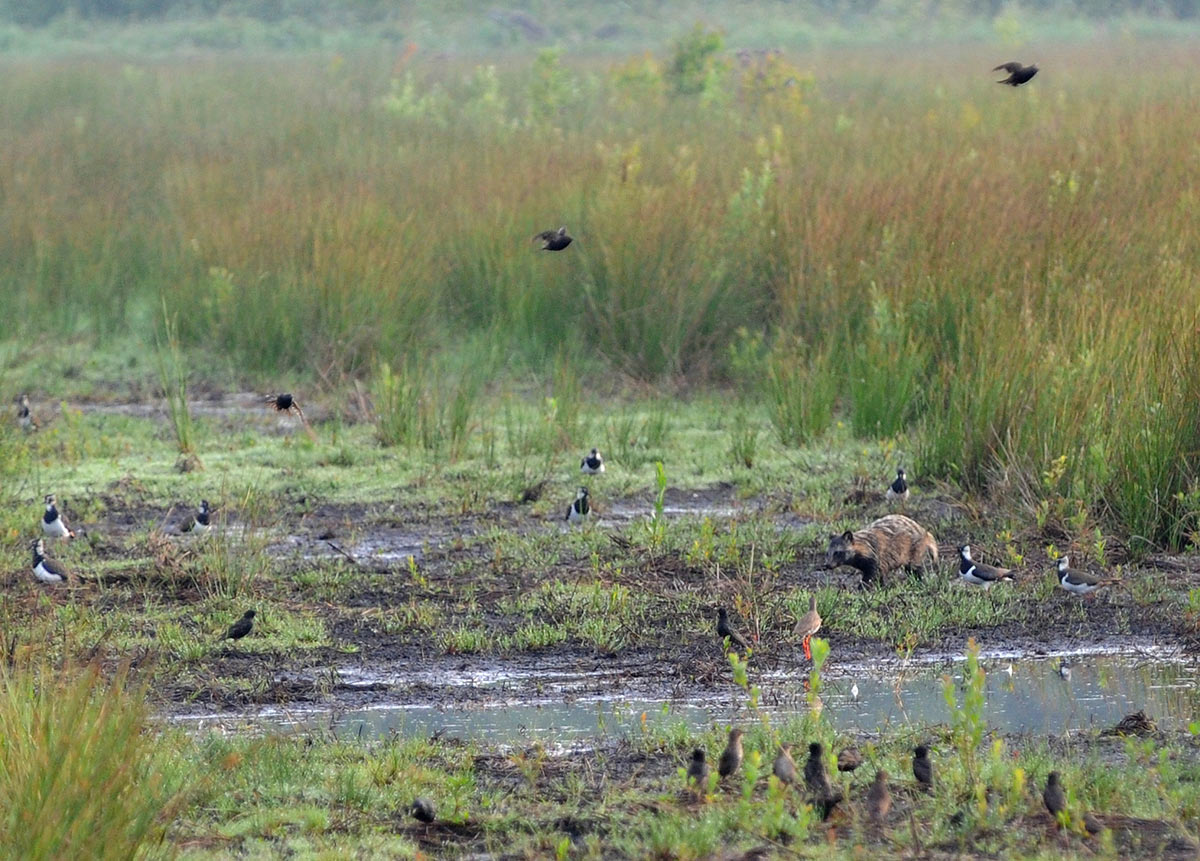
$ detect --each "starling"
[773,744,798,786]
[266,392,308,422]
[803,742,842,820]
[836,746,863,773]
[42,494,75,540]
[1056,556,1118,597]
[532,226,573,251]
[410,797,436,823]
[866,769,891,825]
[687,748,710,794]
[717,607,750,651]
[718,728,745,781]
[566,486,590,523]
[993,62,1038,86]
[912,745,934,790]
[958,545,1014,588]
[793,595,821,661]
[886,468,909,502]
[30,538,70,584]
[222,610,256,642]
[580,447,605,474]
[1043,771,1066,821]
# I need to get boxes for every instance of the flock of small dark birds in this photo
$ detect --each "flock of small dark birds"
[686,729,1079,831]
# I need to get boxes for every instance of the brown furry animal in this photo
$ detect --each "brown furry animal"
[825,514,938,585]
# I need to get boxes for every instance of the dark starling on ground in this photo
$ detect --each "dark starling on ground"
[1043,771,1066,821]
[958,545,1014,588]
[773,744,798,786]
[717,607,750,652]
[221,610,256,642]
[912,745,934,790]
[886,468,909,502]
[793,595,821,660]
[866,769,891,825]
[836,746,863,773]
[993,62,1038,86]
[580,447,605,474]
[42,493,75,539]
[30,538,70,584]
[687,748,710,795]
[410,797,436,823]
[803,742,843,820]
[1057,556,1118,597]
[718,728,745,781]
[532,226,573,251]
[266,392,308,423]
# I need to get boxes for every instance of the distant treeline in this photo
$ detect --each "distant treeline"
[0,0,1196,28]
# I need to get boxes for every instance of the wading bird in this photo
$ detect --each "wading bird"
[565,486,590,523]
[1057,556,1118,597]
[886,468,908,503]
[580,448,605,474]
[30,538,70,584]
[42,494,75,540]
[958,545,1014,588]
[793,595,821,660]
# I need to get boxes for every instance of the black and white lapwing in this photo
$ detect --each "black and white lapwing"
[1056,555,1117,597]
[220,610,256,642]
[30,538,70,584]
[42,494,75,540]
[886,468,909,502]
[993,61,1038,86]
[184,499,213,534]
[16,394,38,431]
[565,486,590,523]
[958,545,1014,588]
[580,448,605,475]
[532,226,573,251]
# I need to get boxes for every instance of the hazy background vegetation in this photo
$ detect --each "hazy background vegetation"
[2,4,1200,548]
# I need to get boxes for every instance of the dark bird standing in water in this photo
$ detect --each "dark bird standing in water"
[773,744,798,786]
[221,610,256,642]
[994,62,1038,86]
[687,749,710,795]
[533,226,573,251]
[912,745,934,790]
[717,607,750,651]
[866,769,892,825]
[1043,771,1067,821]
[803,742,843,820]
[718,728,745,781]
[410,797,436,823]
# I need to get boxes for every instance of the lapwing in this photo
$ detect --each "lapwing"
[793,594,821,661]
[803,742,842,820]
[1057,555,1118,597]
[686,749,710,796]
[532,226,573,251]
[837,746,862,773]
[220,610,256,642]
[866,769,891,825]
[16,394,38,431]
[410,797,436,824]
[717,607,750,652]
[580,448,605,474]
[912,745,934,790]
[958,545,1014,588]
[42,494,75,539]
[773,744,798,786]
[565,486,590,523]
[993,62,1038,86]
[717,728,744,781]
[184,499,213,534]
[886,468,909,503]
[30,538,70,584]
[1043,771,1066,822]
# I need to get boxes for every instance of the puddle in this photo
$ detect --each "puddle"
[172,650,1200,744]
[269,529,427,563]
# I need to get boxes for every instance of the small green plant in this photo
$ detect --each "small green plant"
[944,637,987,792]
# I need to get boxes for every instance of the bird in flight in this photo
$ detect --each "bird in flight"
[993,62,1038,86]
[533,226,573,251]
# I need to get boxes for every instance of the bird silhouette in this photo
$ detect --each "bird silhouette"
[532,226,573,251]
[717,608,750,652]
[410,797,436,823]
[866,769,891,825]
[687,748,710,796]
[793,595,821,660]
[1043,771,1066,822]
[912,745,934,790]
[718,728,744,781]
[803,742,843,820]
[993,62,1038,86]
[836,746,863,773]
[221,610,256,642]
[773,744,798,786]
